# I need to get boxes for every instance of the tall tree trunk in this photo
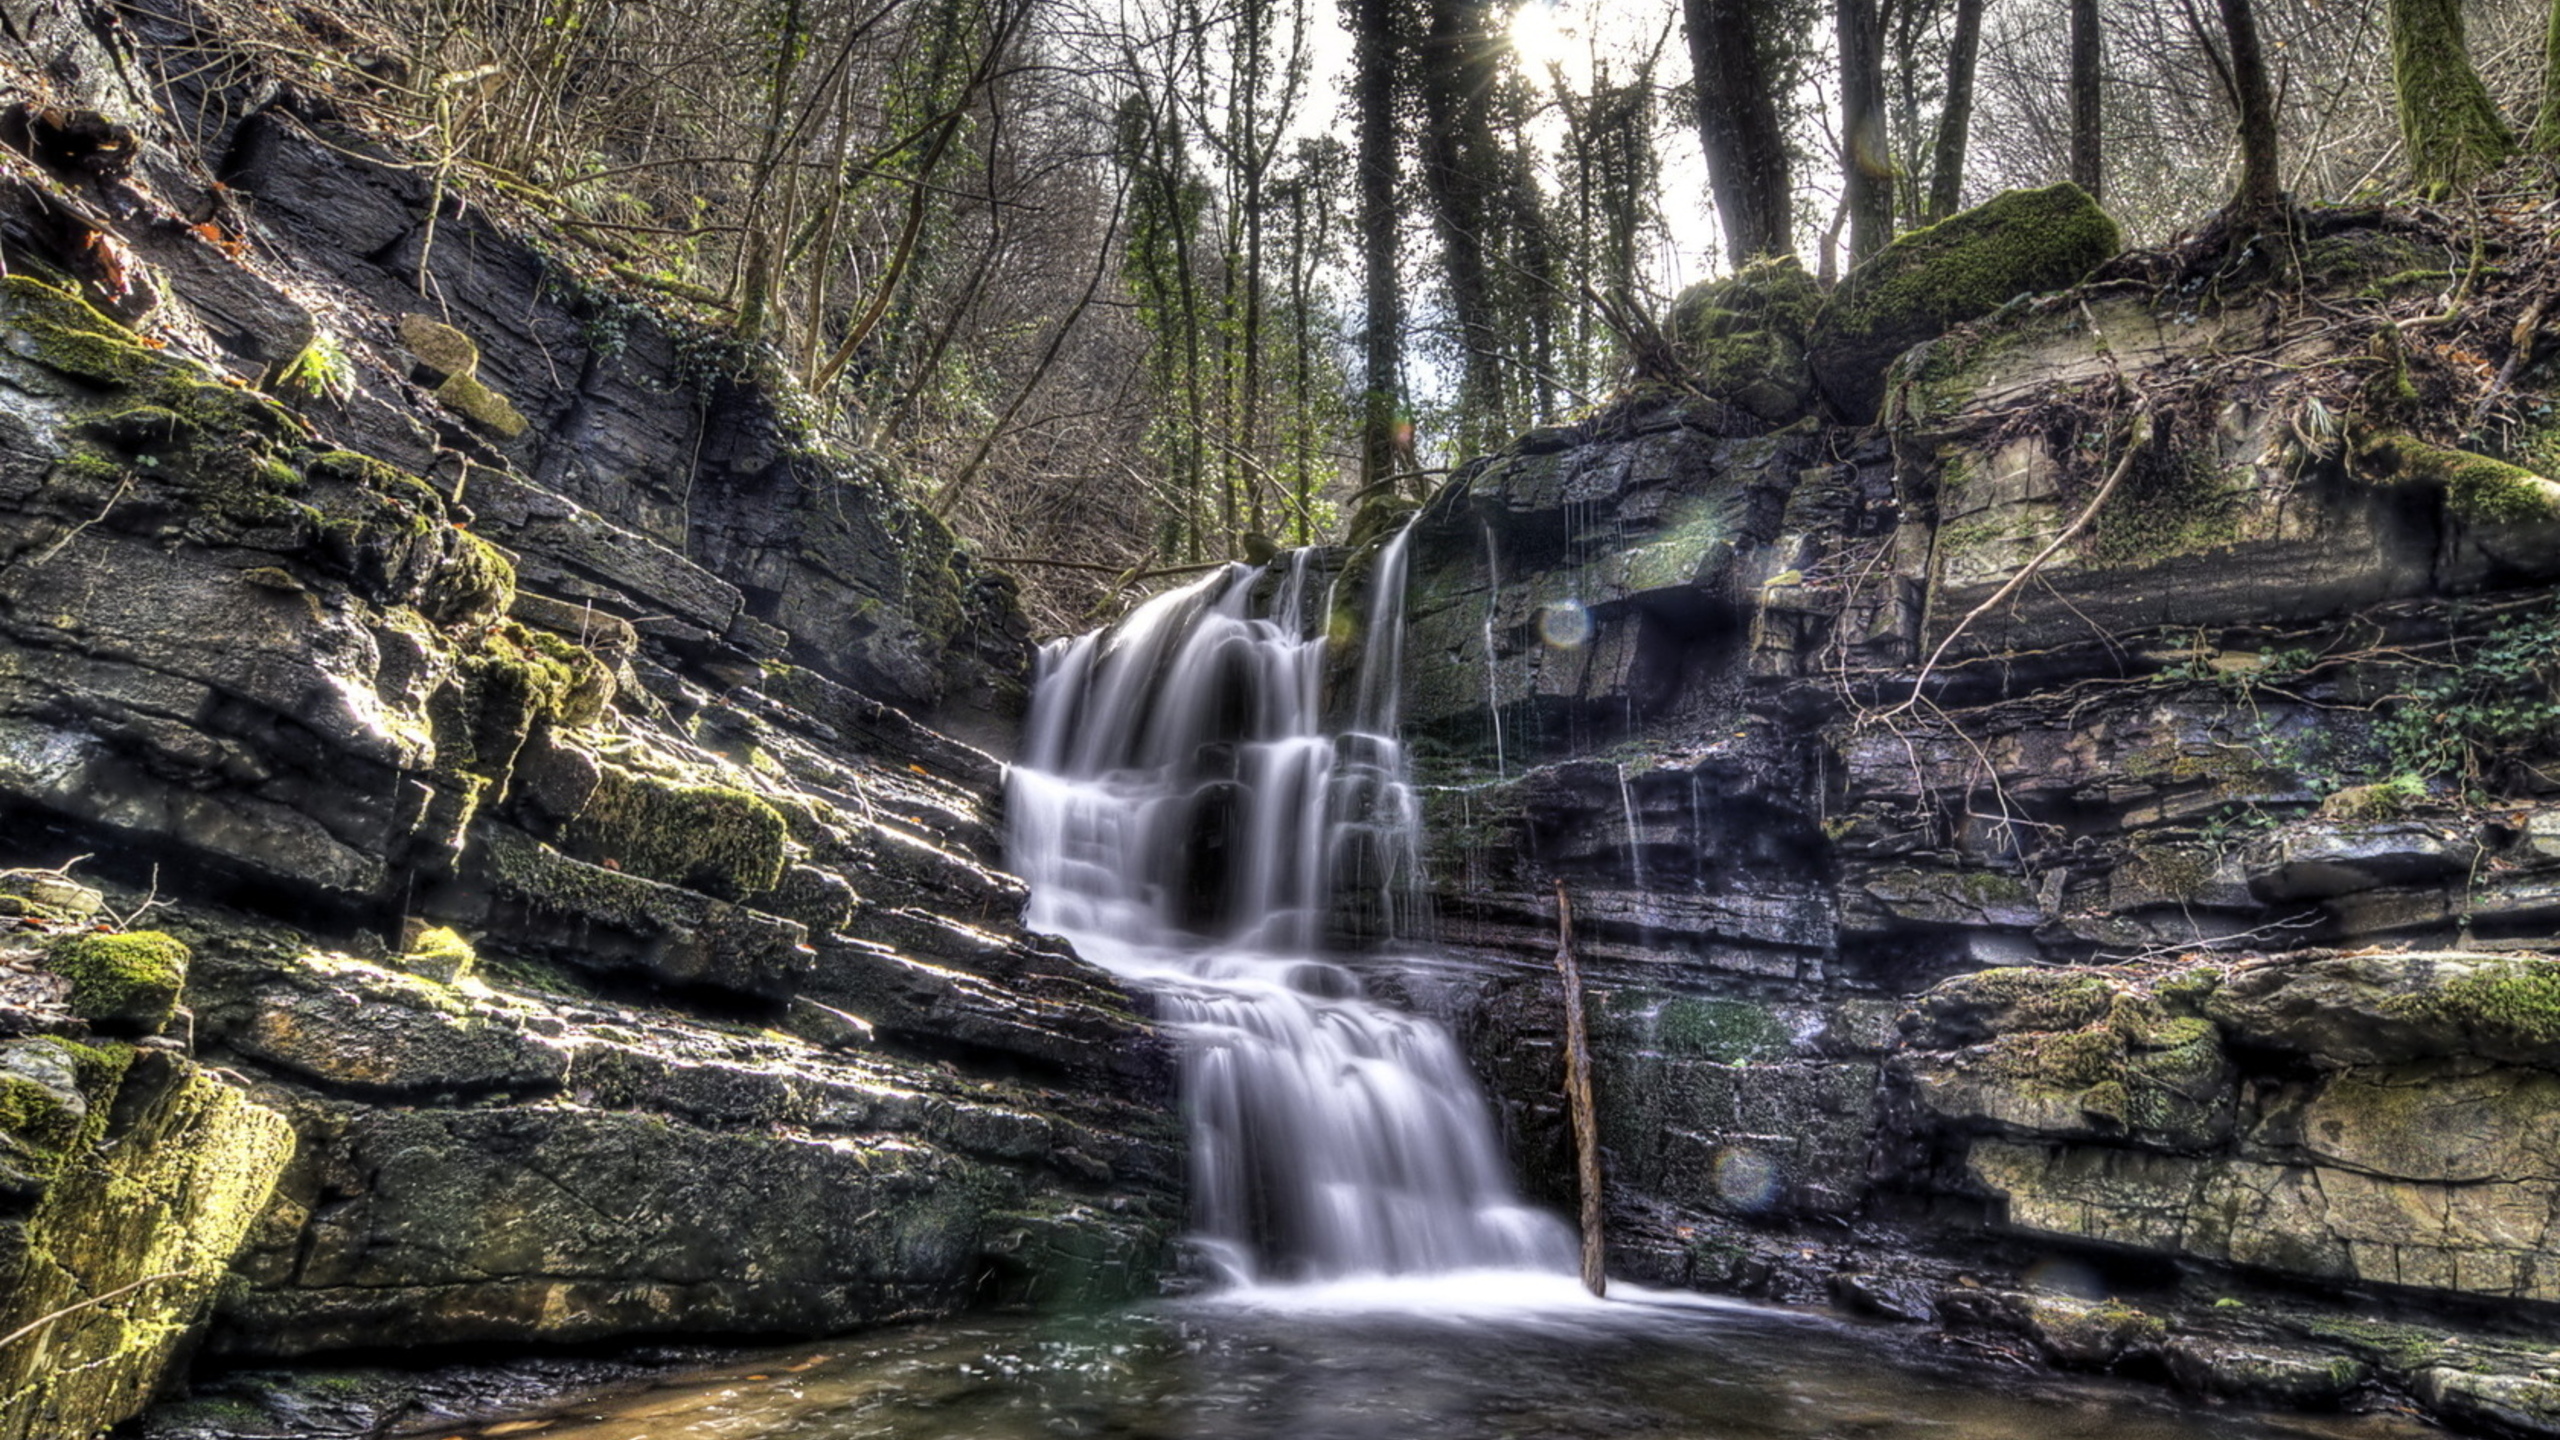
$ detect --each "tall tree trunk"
[2535,0,2560,154]
[2217,0,2283,225]
[1353,0,1403,494]
[1419,0,1505,446]
[1684,0,1794,261]
[1839,0,1892,264]
[2390,0,2514,196]
[2069,0,2103,199]
[1927,0,1984,221]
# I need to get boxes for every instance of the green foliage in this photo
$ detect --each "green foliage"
[45,932,189,1031]
[274,332,354,404]
[2375,602,2560,793]
[2320,774,2430,820]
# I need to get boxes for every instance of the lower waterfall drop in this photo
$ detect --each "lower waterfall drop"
[1007,536,1575,1285]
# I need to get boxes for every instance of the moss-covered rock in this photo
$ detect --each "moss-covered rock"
[2355,429,2560,524]
[1809,183,2121,422]
[43,932,189,1034]
[419,530,519,627]
[434,371,529,441]
[1668,255,1822,423]
[0,871,103,923]
[2,274,161,386]
[1907,966,2111,1046]
[0,1046,292,1440]
[396,925,477,983]
[563,765,790,901]
[395,313,479,380]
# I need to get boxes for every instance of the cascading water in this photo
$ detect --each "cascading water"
[1008,532,1574,1285]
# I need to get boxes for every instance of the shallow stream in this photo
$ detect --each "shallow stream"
[443,1278,2431,1440]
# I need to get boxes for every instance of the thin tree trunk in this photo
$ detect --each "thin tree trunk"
[1840,0,1892,264]
[1555,880,1605,1300]
[1927,0,1984,221]
[1354,0,1403,495]
[1684,0,1794,261]
[2217,0,2284,225]
[2069,0,2104,200]
[2535,0,2560,154]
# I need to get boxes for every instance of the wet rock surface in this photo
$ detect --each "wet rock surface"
[1378,190,2560,1435]
[0,5,1174,1436]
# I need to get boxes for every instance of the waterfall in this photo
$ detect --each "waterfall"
[1008,532,1574,1285]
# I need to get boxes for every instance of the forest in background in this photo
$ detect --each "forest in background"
[179,0,2560,628]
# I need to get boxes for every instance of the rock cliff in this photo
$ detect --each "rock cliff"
[1382,182,2560,1430]
[0,2,1175,1434]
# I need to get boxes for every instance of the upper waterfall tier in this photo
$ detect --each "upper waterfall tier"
[1007,538,1573,1283]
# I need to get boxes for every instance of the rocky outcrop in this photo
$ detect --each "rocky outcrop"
[1373,185,2560,1430]
[0,1031,293,1440]
[0,1,1174,1431]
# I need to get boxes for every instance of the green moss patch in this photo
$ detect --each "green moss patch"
[422,530,519,626]
[435,371,529,441]
[1668,255,1821,422]
[565,767,790,900]
[2357,431,2560,525]
[2385,956,2560,1052]
[4,275,160,386]
[1811,183,2121,420]
[43,932,188,1033]
[398,926,478,984]
[1650,996,1792,1063]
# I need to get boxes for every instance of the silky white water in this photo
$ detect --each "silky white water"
[1007,535,1574,1285]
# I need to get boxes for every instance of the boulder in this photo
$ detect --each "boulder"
[1668,255,1821,423]
[42,932,188,1035]
[2204,952,2560,1069]
[0,1044,293,1440]
[1808,183,2120,422]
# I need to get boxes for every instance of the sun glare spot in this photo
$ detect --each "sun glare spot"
[1506,0,1585,87]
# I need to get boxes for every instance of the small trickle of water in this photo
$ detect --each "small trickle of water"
[1617,761,1647,895]
[1008,530,1573,1285]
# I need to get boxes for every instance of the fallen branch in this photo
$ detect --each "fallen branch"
[1554,880,1606,1299]
[21,472,133,570]
[0,1270,191,1351]
[1883,403,2153,719]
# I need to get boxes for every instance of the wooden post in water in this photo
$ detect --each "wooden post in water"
[1554,879,1605,1298]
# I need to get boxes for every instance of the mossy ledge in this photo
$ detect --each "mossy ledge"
[563,766,791,901]
[42,931,189,1034]
[0,1045,293,1440]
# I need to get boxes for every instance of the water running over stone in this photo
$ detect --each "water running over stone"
[1008,534,1573,1284]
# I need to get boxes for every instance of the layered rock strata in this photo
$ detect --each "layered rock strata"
[1375,186,2560,1430]
[0,3,1176,1435]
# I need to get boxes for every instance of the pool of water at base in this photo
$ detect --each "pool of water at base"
[438,1273,2435,1440]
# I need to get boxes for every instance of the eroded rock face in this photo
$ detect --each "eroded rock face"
[1385,187,2560,1431]
[0,1040,294,1440]
[0,2,1175,1426]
